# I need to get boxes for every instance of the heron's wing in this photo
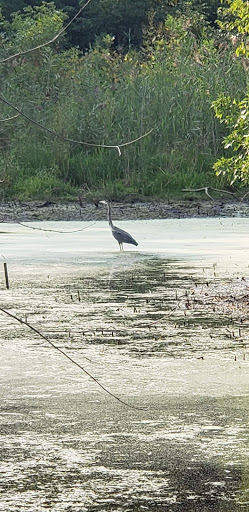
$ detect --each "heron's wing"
[112,225,138,246]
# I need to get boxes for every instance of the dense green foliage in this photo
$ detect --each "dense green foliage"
[212,0,249,185]
[0,0,248,200]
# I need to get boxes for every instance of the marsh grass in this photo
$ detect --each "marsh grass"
[1,36,246,200]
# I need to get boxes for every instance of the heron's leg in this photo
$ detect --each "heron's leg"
[119,242,122,251]
[121,243,123,251]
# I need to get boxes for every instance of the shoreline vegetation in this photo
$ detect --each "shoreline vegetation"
[1,2,249,203]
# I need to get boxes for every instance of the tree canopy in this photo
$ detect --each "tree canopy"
[0,0,222,51]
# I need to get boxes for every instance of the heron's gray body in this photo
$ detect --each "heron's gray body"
[112,224,138,248]
[99,201,138,250]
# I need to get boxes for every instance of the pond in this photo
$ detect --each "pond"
[0,218,249,511]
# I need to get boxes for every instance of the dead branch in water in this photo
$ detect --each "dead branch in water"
[17,221,96,233]
[0,306,145,411]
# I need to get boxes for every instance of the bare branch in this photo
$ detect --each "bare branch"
[18,221,96,233]
[182,187,215,200]
[0,94,153,153]
[240,190,249,202]
[182,187,238,201]
[0,306,145,411]
[210,187,238,199]
[0,0,92,64]
[0,114,20,122]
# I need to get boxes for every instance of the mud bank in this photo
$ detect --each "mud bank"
[1,199,249,222]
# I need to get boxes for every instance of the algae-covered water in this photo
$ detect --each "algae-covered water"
[0,218,249,511]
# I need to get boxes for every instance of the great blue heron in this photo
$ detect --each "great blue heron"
[99,200,138,251]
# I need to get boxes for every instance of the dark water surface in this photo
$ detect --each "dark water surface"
[0,219,249,511]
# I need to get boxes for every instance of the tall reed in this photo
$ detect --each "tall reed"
[2,35,247,200]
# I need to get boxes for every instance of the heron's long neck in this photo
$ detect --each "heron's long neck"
[107,203,114,228]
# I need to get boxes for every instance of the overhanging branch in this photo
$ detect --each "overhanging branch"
[0,94,153,154]
[0,0,92,64]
